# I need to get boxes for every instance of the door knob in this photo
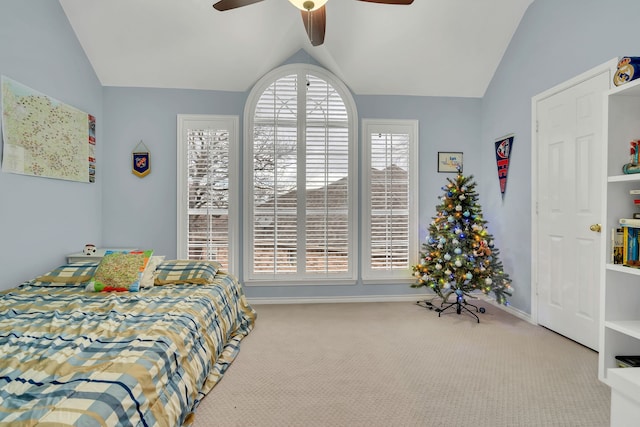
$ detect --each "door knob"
[590,224,602,232]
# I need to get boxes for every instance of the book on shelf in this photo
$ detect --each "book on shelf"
[619,218,640,227]
[622,225,640,267]
[615,355,640,368]
[612,228,624,264]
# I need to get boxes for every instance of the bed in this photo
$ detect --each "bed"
[0,257,256,426]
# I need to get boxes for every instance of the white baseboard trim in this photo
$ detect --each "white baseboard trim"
[476,295,533,323]
[247,294,431,305]
[248,294,534,323]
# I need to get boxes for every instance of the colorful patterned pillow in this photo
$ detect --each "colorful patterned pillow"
[35,261,99,285]
[154,260,221,285]
[90,250,153,292]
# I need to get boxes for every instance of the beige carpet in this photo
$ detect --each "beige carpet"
[193,300,610,427]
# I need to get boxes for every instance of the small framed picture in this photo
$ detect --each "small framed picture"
[438,152,463,173]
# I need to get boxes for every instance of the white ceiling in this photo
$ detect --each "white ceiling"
[59,0,533,97]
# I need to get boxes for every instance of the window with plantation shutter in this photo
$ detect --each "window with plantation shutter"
[361,119,418,282]
[177,115,239,274]
[245,64,357,284]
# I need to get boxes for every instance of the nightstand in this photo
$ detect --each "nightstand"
[67,248,138,263]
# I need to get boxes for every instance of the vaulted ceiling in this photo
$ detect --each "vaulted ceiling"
[59,0,533,97]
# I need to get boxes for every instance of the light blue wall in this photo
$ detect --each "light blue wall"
[102,82,481,300]
[249,95,482,299]
[356,95,483,244]
[5,0,637,310]
[101,87,245,255]
[480,0,640,313]
[0,0,103,289]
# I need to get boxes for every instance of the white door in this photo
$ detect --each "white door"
[534,67,611,350]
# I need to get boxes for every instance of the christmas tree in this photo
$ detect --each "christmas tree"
[412,171,513,306]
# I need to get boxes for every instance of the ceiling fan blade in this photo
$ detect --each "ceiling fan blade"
[213,0,264,11]
[356,0,414,4]
[301,6,326,47]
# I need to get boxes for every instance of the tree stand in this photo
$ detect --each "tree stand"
[417,289,485,323]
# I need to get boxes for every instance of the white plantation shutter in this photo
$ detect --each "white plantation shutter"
[305,74,350,273]
[246,64,356,283]
[362,120,418,281]
[177,115,238,273]
[252,74,299,274]
[187,129,230,265]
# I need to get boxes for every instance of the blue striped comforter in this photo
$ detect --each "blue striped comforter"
[0,270,256,426]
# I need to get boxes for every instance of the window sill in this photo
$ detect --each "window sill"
[362,278,416,286]
[245,279,358,287]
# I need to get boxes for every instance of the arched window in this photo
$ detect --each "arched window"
[243,64,358,284]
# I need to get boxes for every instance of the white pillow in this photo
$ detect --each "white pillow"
[140,255,165,288]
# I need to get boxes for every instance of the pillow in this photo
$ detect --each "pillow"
[90,250,153,292]
[35,261,99,285]
[154,260,221,285]
[140,255,166,288]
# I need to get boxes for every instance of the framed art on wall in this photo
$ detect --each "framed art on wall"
[1,76,96,183]
[438,151,463,173]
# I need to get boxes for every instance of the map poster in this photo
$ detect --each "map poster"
[1,76,95,183]
[89,114,96,182]
[494,134,514,199]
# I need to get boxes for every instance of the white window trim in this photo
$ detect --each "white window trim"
[361,119,419,285]
[176,114,240,276]
[243,63,358,286]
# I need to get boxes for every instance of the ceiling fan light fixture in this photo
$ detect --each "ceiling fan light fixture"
[288,0,328,12]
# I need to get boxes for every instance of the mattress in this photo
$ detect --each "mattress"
[0,265,256,426]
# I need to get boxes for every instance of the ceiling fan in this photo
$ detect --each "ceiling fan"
[212,0,414,47]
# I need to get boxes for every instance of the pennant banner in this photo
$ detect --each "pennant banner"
[494,134,514,199]
[132,140,150,178]
[133,152,150,177]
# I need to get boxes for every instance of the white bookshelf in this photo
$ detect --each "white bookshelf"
[609,368,640,425]
[604,320,640,340]
[601,77,640,425]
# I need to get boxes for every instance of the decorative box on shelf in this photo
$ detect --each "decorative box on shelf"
[67,248,138,263]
